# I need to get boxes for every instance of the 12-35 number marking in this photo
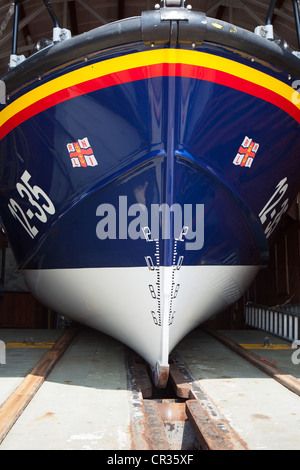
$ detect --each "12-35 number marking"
[8,170,55,238]
[259,177,289,239]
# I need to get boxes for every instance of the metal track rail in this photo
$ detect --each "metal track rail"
[126,349,248,450]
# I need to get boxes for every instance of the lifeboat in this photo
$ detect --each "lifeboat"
[1,0,300,386]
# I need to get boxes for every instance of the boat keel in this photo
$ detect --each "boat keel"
[151,361,170,389]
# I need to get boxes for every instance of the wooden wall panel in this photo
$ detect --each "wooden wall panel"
[252,217,300,307]
[0,292,54,328]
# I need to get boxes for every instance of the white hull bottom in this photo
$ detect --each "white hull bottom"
[23,264,260,387]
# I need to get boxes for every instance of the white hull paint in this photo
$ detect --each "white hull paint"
[23,264,260,386]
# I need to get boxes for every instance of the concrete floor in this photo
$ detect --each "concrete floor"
[1,326,300,450]
[177,329,300,450]
[0,328,132,450]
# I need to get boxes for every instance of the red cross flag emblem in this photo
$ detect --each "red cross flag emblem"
[233,136,259,168]
[66,138,98,167]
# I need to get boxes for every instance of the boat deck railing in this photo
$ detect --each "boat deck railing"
[244,302,300,342]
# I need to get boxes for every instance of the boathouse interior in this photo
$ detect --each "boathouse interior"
[0,0,300,329]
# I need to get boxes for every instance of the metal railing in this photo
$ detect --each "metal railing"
[244,302,300,342]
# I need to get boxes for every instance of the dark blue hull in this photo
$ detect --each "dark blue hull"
[3,45,300,269]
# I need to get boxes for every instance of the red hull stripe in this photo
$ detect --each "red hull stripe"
[1,62,299,139]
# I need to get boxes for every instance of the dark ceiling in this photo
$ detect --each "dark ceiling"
[0,0,299,78]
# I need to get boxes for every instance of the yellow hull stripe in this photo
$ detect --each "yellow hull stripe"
[1,48,299,137]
